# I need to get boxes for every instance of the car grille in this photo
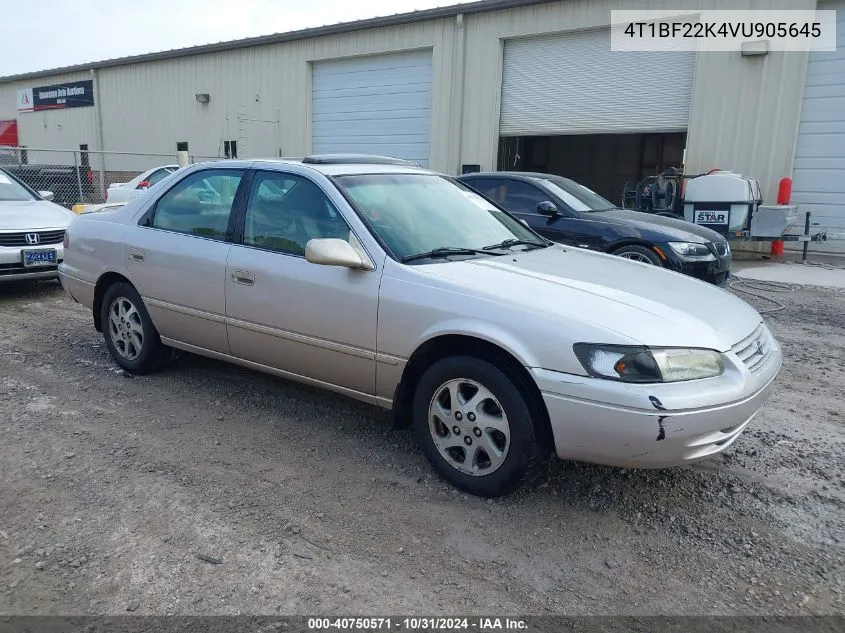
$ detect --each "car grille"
[0,230,66,247]
[731,323,775,372]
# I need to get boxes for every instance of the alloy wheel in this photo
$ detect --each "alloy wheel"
[108,297,144,361]
[428,378,510,476]
[617,250,655,264]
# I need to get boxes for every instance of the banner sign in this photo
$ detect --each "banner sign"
[16,79,94,112]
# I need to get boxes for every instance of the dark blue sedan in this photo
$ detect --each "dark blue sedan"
[459,172,732,286]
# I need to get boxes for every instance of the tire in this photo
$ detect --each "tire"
[101,282,173,374]
[412,356,547,497]
[612,244,663,266]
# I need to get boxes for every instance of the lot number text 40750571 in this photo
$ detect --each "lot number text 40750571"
[307,617,529,631]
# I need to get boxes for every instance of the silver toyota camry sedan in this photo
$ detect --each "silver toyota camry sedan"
[58,155,782,497]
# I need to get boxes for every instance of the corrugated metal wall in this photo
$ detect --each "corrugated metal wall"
[0,71,99,166]
[0,0,820,203]
[460,0,816,203]
[1,19,457,169]
[684,0,817,204]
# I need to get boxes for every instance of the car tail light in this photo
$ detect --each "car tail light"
[63,233,69,248]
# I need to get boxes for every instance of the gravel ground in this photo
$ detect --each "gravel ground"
[0,279,842,616]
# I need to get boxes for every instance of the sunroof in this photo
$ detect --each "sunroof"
[301,154,420,167]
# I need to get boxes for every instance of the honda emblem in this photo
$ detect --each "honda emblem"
[25,233,40,245]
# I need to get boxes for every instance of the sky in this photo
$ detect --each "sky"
[0,0,473,77]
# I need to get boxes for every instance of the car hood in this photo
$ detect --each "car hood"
[418,245,759,351]
[0,200,75,230]
[586,208,725,243]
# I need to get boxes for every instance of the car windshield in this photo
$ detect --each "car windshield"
[0,170,37,202]
[539,176,615,212]
[335,173,545,262]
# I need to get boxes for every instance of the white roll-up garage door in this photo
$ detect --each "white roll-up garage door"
[500,29,696,136]
[791,0,845,245]
[312,50,432,166]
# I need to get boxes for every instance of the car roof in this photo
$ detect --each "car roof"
[245,155,436,177]
[460,171,557,181]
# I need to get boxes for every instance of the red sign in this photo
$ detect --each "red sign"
[0,120,18,146]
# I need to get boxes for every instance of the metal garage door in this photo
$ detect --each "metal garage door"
[312,50,432,166]
[791,0,845,244]
[499,29,696,136]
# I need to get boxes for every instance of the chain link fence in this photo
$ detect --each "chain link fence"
[0,146,221,208]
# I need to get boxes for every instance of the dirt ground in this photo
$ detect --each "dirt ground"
[0,279,842,616]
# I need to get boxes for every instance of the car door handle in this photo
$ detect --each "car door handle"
[128,248,145,262]
[232,270,255,286]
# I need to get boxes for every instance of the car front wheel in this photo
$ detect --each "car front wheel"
[612,244,663,266]
[412,356,547,497]
[101,282,173,374]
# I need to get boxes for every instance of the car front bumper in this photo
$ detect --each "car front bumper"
[0,244,64,282]
[664,254,732,286]
[532,332,782,468]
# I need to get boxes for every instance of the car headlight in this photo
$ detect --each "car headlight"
[573,344,725,383]
[666,242,715,261]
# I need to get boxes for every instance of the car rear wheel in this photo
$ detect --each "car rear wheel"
[101,282,173,374]
[412,356,547,497]
[613,244,662,266]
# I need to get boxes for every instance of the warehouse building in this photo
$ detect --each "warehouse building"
[0,0,842,244]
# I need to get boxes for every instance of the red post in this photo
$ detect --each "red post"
[776,178,792,205]
[771,177,791,256]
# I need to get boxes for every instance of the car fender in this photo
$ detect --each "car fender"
[68,219,152,329]
[412,317,541,369]
[605,236,660,255]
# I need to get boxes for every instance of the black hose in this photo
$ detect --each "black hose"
[729,275,792,314]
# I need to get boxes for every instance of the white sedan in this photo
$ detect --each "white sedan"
[105,165,179,203]
[1,168,74,282]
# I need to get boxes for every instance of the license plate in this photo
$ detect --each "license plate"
[22,249,57,267]
[695,210,729,225]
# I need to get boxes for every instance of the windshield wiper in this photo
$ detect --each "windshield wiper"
[482,238,548,251]
[402,247,493,263]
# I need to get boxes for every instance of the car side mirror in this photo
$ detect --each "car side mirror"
[38,190,55,201]
[305,238,374,271]
[519,219,529,227]
[537,201,558,216]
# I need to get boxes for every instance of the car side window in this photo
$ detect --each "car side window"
[495,180,549,214]
[464,178,546,214]
[462,178,501,203]
[146,168,172,186]
[149,170,243,241]
[243,172,352,256]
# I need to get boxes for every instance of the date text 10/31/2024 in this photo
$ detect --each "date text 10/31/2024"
[307,617,529,631]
